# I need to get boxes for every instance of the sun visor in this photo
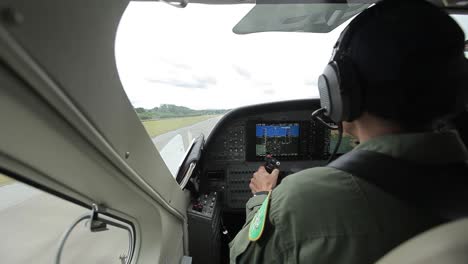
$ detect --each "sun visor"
[233,1,373,34]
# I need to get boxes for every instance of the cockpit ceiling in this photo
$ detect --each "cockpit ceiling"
[233,2,371,34]
[143,0,468,34]
[154,0,468,9]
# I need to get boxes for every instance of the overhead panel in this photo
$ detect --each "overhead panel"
[233,0,374,34]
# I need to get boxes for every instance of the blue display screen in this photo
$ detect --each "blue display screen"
[255,124,300,137]
[255,123,300,157]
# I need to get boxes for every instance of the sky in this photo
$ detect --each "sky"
[115,2,348,110]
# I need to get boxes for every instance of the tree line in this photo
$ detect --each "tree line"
[135,104,229,120]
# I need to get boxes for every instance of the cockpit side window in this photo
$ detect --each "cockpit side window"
[0,172,133,264]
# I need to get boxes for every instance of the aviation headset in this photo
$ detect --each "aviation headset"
[318,9,374,123]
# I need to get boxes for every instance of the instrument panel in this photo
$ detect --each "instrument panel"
[246,120,329,161]
[200,99,340,211]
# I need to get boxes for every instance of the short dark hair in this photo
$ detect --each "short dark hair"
[348,0,468,130]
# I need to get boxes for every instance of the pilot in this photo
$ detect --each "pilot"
[230,0,468,263]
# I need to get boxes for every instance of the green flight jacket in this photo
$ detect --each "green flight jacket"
[229,131,468,264]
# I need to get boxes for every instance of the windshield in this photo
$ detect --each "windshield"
[116,3,346,109]
[116,2,468,177]
[115,2,346,176]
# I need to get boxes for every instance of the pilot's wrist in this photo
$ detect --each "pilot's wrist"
[253,191,269,197]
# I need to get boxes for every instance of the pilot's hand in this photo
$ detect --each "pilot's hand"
[249,166,279,194]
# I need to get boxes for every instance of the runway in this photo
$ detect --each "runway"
[152,115,223,150]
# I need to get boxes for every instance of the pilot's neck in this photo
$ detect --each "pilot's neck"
[344,113,403,144]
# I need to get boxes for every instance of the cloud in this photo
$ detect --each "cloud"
[233,65,252,80]
[194,76,217,86]
[144,57,216,89]
[146,75,217,89]
[159,57,192,71]
[255,80,272,86]
[305,79,318,86]
[233,65,274,88]
[129,98,142,105]
[263,88,275,95]
[172,62,192,70]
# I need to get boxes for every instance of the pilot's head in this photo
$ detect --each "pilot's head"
[319,0,468,136]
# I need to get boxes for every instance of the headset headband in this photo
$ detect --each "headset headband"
[318,9,373,123]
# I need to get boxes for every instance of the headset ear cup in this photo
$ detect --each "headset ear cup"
[319,63,344,122]
[319,59,362,123]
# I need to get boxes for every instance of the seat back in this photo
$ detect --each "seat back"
[328,149,468,219]
[376,218,468,264]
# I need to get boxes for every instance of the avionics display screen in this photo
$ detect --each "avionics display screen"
[255,123,300,157]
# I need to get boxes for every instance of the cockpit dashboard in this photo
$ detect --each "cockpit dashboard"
[199,99,354,211]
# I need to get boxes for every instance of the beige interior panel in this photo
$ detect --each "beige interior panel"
[0,0,190,263]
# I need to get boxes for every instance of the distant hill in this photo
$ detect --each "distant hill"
[134,104,229,120]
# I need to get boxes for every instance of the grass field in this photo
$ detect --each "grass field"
[142,115,218,138]
[0,174,14,186]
